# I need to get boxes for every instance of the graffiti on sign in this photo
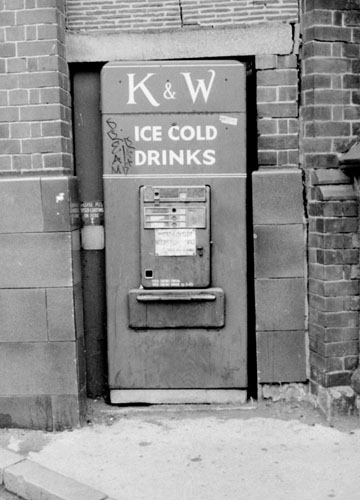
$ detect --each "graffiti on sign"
[106,118,135,175]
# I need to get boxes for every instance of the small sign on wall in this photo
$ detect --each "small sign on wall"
[80,201,104,226]
[80,201,105,250]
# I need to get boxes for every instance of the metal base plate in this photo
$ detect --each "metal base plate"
[110,389,247,405]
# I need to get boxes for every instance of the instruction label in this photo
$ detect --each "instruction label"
[80,201,104,226]
[155,228,196,256]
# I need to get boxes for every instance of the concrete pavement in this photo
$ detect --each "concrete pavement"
[1,398,360,500]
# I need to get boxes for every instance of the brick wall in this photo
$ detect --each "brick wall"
[1,0,72,173]
[256,54,299,168]
[253,48,306,391]
[0,1,84,430]
[65,0,298,32]
[301,0,360,393]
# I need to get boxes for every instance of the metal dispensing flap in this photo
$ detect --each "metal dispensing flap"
[128,288,224,329]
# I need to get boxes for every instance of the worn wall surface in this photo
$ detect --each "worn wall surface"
[66,0,299,31]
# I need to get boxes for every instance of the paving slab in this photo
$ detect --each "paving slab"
[0,447,111,500]
[4,460,108,500]
[0,485,22,500]
[0,449,23,483]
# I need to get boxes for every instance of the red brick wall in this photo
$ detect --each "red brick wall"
[0,0,72,173]
[65,0,299,32]
[301,0,360,390]
[256,54,299,168]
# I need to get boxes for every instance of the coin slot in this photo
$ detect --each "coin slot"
[144,269,153,279]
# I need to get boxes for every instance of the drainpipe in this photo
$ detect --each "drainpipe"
[73,67,107,398]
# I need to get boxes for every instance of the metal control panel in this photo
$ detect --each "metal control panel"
[140,185,210,288]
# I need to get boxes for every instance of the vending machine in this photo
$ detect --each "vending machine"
[102,60,248,403]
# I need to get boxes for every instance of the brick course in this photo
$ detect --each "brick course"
[66,0,298,32]
[256,55,299,168]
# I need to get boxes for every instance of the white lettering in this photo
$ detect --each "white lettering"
[134,149,216,167]
[148,150,161,165]
[207,126,217,141]
[186,149,202,165]
[181,126,195,141]
[168,150,184,165]
[168,125,218,141]
[134,150,147,165]
[168,126,180,141]
[153,126,162,141]
[181,70,216,104]
[203,149,216,165]
[134,125,162,141]
[127,73,160,107]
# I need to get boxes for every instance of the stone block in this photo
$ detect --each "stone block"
[253,169,304,224]
[316,385,357,419]
[72,230,82,285]
[0,233,73,288]
[0,342,78,396]
[0,289,47,342]
[52,393,86,431]
[255,278,305,331]
[260,382,309,402]
[76,336,87,393]
[0,396,53,431]
[316,185,356,201]
[0,393,86,431]
[41,176,80,232]
[74,283,84,339]
[0,449,23,484]
[4,460,107,500]
[351,367,360,395]
[0,178,43,233]
[257,330,307,383]
[255,54,277,69]
[46,288,75,341]
[254,224,305,278]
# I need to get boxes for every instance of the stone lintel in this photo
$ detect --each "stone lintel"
[66,23,296,63]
